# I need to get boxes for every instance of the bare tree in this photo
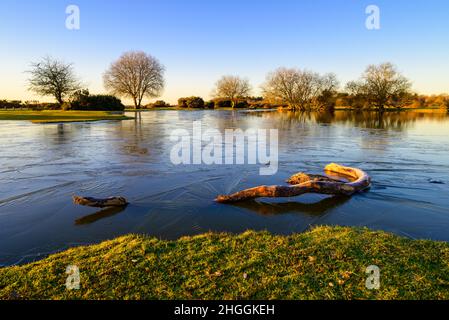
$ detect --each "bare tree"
[310,73,339,110]
[346,63,412,110]
[213,75,252,107]
[262,68,339,110]
[27,56,80,105]
[262,68,300,109]
[103,51,165,109]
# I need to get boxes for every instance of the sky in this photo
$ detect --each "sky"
[0,0,448,105]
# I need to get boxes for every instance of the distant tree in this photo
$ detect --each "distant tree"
[311,73,340,110]
[346,63,412,110]
[213,76,251,108]
[103,51,165,109]
[27,56,81,105]
[423,95,447,108]
[409,94,426,109]
[262,68,305,110]
[345,81,369,109]
[432,95,448,108]
[262,68,338,110]
[390,91,414,109]
[0,100,23,109]
[71,89,90,102]
[148,100,172,108]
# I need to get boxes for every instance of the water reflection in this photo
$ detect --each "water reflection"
[75,206,127,225]
[259,109,448,130]
[0,109,448,266]
[228,196,351,216]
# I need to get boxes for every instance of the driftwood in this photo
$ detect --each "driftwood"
[73,196,129,208]
[215,163,371,203]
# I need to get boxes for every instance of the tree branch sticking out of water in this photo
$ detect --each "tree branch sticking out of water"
[215,163,371,203]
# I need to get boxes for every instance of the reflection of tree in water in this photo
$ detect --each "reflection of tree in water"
[248,110,318,131]
[255,109,448,131]
[334,111,414,130]
[42,123,91,145]
[175,109,207,122]
[48,124,72,144]
[247,109,448,156]
[332,110,448,130]
[111,111,178,158]
[121,120,149,156]
[250,110,337,131]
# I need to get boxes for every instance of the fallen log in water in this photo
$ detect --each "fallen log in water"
[215,163,371,203]
[73,196,128,208]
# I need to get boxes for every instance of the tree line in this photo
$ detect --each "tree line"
[7,50,448,111]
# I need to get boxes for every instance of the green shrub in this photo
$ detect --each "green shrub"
[177,97,205,108]
[213,99,232,108]
[234,100,249,108]
[148,100,172,108]
[72,94,125,111]
[0,100,23,109]
[204,101,215,109]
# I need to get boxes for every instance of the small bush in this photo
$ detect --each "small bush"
[204,101,215,109]
[0,100,23,109]
[148,100,172,108]
[213,99,232,108]
[178,97,205,108]
[72,94,125,111]
[234,100,249,108]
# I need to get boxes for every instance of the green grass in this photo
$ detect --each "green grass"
[1,226,448,300]
[0,110,134,123]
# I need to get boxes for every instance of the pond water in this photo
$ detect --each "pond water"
[1,110,449,266]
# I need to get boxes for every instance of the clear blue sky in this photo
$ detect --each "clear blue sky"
[1,0,448,104]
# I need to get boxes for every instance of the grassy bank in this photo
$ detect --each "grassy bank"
[1,226,448,300]
[0,110,133,123]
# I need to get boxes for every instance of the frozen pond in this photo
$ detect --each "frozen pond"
[1,109,449,266]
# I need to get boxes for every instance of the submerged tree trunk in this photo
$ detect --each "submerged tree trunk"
[215,163,371,203]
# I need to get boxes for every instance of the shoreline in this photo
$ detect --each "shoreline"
[0,110,134,123]
[1,226,448,300]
